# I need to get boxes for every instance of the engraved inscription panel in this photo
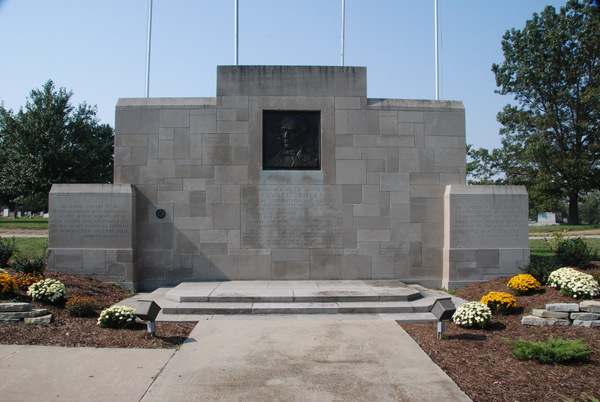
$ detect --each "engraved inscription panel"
[50,196,133,249]
[242,185,342,248]
[450,199,528,248]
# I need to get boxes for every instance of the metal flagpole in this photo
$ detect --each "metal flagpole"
[340,0,345,66]
[434,0,439,100]
[145,0,153,98]
[234,0,239,65]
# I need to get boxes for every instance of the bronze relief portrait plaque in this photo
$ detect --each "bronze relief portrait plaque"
[263,111,320,170]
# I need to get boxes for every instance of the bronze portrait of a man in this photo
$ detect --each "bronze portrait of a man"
[263,112,320,170]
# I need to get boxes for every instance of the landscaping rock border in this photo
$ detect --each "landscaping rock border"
[0,302,52,324]
[522,300,600,327]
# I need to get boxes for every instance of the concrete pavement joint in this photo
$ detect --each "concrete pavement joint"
[138,348,177,402]
[0,344,29,362]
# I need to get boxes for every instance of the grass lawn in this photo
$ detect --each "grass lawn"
[13,238,48,259]
[529,237,600,260]
[528,224,600,233]
[0,217,48,230]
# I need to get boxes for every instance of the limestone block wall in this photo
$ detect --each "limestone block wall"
[114,66,466,290]
[443,185,530,289]
[48,184,136,287]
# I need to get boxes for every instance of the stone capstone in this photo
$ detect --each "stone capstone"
[521,316,570,326]
[0,309,49,320]
[23,314,53,324]
[0,303,31,312]
[546,303,580,312]
[572,320,600,328]
[570,312,599,321]
[580,300,600,313]
[530,309,570,319]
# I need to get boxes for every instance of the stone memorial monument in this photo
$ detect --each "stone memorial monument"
[48,66,529,290]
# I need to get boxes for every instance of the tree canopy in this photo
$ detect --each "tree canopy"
[466,144,503,185]
[492,0,599,224]
[0,80,113,211]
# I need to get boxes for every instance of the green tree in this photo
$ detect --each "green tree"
[492,0,600,224]
[466,144,504,185]
[579,190,600,224]
[0,80,113,211]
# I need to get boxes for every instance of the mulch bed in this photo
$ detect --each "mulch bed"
[0,269,195,349]
[402,276,600,402]
[2,268,599,401]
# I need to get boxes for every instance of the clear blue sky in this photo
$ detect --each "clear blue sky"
[0,0,567,150]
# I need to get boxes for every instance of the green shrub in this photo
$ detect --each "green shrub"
[556,237,596,268]
[546,230,596,268]
[11,255,46,275]
[0,237,17,268]
[506,336,592,364]
[590,269,600,284]
[520,258,559,284]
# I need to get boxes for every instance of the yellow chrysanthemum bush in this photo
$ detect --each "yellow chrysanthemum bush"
[480,291,518,315]
[507,274,541,295]
[0,273,18,298]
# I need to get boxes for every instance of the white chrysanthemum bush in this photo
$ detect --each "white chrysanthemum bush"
[97,305,136,329]
[452,301,492,329]
[547,267,599,299]
[27,278,66,303]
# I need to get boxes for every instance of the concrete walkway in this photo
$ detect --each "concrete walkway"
[0,344,173,401]
[0,321,471,402]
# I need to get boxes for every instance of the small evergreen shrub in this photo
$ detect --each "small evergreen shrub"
[480,291,518,314]
[11,255,46,275]
[520,258,559,284]
[591,270,600,284]
[27,278,66,303]
[0,273,18,298]
[506,336,592,364]
[0,237,17,268]
[507,274,541,295]
[97,306,136,329]
[556,237,596,268]
[13,272,44,291]
[546,230,596,268]
[66,296,97,317]
[452,301,492,329]
[547,267,600,299]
